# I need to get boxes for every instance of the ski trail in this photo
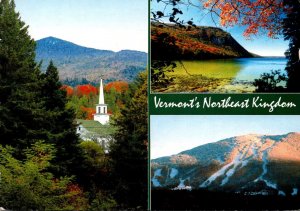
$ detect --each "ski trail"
[221,143,253,186]
[178,178,185,188]
[259,149,277,189]
[169,168,178,179]
[251,142,259,158]
[292,188,298,196]
[254,140,286,196]
[200,152,242,188]
[200,141,255,188]
[152,169,162,187]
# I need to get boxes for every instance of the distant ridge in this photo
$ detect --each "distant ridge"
[37,36,113,57]
[36,37,147,82]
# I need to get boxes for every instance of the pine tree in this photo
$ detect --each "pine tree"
[110,72,148,209]
[0,1,82,178]
[40,61,83,177]
[0,0,43,155]
[283,0,300,92]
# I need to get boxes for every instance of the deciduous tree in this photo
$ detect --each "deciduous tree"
[0,141,89,210]
[151,0,285,38]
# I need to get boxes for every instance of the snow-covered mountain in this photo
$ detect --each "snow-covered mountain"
[151,132,300,196]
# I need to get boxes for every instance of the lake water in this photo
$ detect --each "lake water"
[232,57,287,82]
[169,57,287,93]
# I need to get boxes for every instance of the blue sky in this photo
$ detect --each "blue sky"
[150,115,300,159]
[151,1,288,56]
[15,0,148,52]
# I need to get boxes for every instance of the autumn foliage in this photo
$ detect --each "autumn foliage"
[200,0,284,38]
[151,24,251,60]
[65,184,89,210]
[152,26,226,56]
[62,82,127,120]
[75,84,98,96]
[61,85,74,96]
[80,106,96,120]
[152,0,286,38]
[105,81,129,93]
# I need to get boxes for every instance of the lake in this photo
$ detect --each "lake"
[161,57,287,93]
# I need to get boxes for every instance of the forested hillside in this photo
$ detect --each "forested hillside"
[36,37,147,82]
[151,23,253,60]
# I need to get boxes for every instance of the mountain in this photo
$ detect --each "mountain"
[36,37,147,82]
[151,23,254,60]
[151,132,300,196]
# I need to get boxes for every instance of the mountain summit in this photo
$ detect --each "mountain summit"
[36,37,147,82]
[37,37,113,57]
[151,132,300,196]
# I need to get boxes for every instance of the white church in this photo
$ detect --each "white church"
[93,78,110,125]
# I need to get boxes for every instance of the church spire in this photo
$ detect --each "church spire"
[99,78,105,104]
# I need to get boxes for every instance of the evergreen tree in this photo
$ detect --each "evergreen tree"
[40,61,84,177]
[282,0,300,92]
[110,72,148,209]
[0,0,83,178]
[0,0,43,155]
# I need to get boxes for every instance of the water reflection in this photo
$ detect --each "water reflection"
[167,58,287,93]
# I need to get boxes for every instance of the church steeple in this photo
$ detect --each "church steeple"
[99,78,105,105]
[94,78,110,124]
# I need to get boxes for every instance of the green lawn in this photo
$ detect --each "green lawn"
[77,119,117,136]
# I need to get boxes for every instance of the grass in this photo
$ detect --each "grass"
[77,119,117,136]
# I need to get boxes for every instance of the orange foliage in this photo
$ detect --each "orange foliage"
[66,184,88,210]
[61,85,74,96]
[104,81,129,93]
[107,109,113,115]
[80,106,96,120]
[202,0,285,38]
[75,84,98,96]
[152,27,238,57]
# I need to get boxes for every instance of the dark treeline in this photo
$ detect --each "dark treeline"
[152,189,300,210]
[0,0,147,210]
[61,78,98,87]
